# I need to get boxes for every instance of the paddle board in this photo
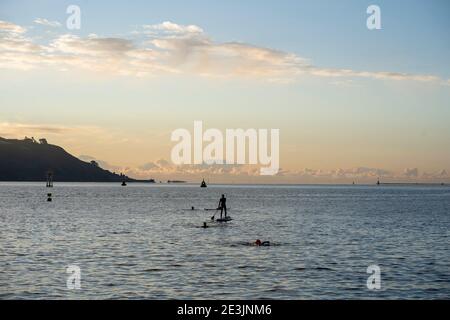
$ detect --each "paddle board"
[215,216,233,222]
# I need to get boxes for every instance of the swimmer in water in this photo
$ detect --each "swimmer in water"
[254,239,270,246]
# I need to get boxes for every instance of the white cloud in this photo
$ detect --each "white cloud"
[49,34,134,56]
[422,169,448,179]
[109,160,450,183]
[143,21,203,34]
[403,168,419,178]
[0,20,45,70]
[0,20,447,84]
[34,18,62,28]
[0,20,26,34]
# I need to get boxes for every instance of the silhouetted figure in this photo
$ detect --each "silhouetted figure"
[200,179,207,188]
[46,171,53,188]
[218,194,227,219]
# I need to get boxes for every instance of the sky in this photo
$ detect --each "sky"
[0,0,449,183]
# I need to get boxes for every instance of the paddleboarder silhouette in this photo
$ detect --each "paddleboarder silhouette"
[218,194,227,219]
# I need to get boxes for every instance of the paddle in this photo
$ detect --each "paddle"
[205,208,231,220]
[210,208,220,220]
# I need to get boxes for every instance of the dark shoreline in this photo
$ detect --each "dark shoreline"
[0,181,447,187]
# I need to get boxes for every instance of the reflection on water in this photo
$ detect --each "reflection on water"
[0,183,449,299]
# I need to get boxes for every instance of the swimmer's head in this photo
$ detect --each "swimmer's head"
[255,239,262,246]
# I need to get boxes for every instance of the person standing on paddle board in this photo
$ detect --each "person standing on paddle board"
[218,194,227,219]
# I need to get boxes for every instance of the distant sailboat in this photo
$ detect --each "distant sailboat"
[200,179,207,188]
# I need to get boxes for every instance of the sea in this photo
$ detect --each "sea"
[0,182,449,299]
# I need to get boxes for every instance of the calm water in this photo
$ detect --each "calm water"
[0,183,449,299]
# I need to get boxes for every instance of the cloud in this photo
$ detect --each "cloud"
[403,168,419,178]
[130,159,263,178]
[143,21,203,35]
[78,155,122,172]
[0,122,107,142]
[0,20,447,84]
[309,68,441,83]
[0,20,40,53]
[0,20,26,34]
[34,18,61,28]
[49,34,134,56]
[110,160,450,183]
[2,124,444,184]
[290,167,392,181]
[0,20,44,70]
[422,169,448,180]
[131,161,377,180]
[0,122,72,136]
[139,162,159,171]
[150,35,305,78]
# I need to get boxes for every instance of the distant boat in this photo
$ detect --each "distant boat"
[200,179,207,188]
